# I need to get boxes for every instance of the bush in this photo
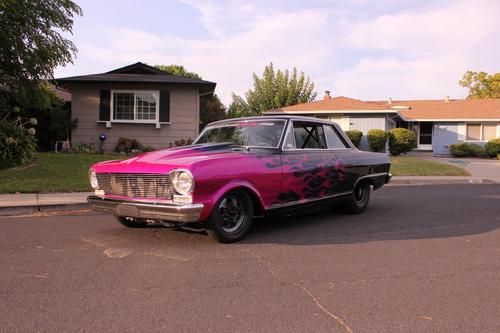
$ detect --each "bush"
[485,138,500,158]
[345,130,363,148]
[169,137,194,148]
[114,138,155,154]
[367,129,387,152]
[0,118,37,169]
[72,142,96,154]
[450,142,486,157]
[388,128,417,156]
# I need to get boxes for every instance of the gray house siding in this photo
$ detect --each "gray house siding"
[349,115,388,151]
[433,123,459,155]
[71,82,200,151]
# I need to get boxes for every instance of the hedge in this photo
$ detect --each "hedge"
[449,142,486,157]
[388,128,417,156]
[345,130,363,148]
[367,129,387,152]
[485,138,500,158]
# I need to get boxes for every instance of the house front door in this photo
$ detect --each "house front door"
[418,122,433,150]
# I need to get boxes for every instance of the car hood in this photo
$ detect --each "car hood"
[92,143,260,174]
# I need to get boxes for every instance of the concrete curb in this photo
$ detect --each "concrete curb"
[388,178,497,186]
[0,202,89,217]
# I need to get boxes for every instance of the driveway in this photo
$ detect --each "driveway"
[1,184,500,332]
[407,152,500,183]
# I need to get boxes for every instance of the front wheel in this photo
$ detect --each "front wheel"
[345,181,371,214]
[207,190,254,243]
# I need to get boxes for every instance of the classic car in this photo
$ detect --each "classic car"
[88,116,391,243]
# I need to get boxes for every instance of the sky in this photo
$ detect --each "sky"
[55,0,500,105]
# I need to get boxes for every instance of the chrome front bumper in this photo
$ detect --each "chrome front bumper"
[87,196,203,223]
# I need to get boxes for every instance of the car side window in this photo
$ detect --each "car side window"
[283,122,296,150]
[292,122,327,149]
[324,125,348,149]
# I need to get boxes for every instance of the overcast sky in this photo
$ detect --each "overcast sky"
[55,0,500,105]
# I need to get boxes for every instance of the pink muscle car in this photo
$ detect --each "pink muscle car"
[88,116,391,242]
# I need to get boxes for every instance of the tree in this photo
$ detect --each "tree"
[200,94,225,129]
[155,65,202,80]
[228,63,317,118]
[459,71,500,99]
[155,64,226,128]
[0,0,82,108]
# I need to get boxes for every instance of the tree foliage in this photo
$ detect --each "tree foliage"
[228,63,317,118]
[0,0,82,107]
[155,64,226,128]
[459,71,500,99]
[200,94,226,129]
[155,65,202,80]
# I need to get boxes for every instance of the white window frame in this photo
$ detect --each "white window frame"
[110,90,159,124]
[465,122,499,142]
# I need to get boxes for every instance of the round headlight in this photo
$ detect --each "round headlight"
[171,169,194,195]
[89,170,99,189]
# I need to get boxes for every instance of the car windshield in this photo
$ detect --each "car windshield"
[194,120,286,147]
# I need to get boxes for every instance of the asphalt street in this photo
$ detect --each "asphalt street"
[1,184,500,332]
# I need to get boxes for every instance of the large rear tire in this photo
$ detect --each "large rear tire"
[207,190,254,243]
[345,181,371,214]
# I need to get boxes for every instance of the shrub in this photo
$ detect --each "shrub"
[367,129,387,152]
[449,142,468,157]
[468,143,486,157]
[168,137,194,148]
[388,128,417,156]
[345,130,363,148]
[72,142,96,154]
[450,142,486,157]
[115,137,144,154]
[485,138,500,158]
[0,118,37,169]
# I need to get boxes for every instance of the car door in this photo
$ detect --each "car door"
[322,123,358,193]
[279,120,343,205]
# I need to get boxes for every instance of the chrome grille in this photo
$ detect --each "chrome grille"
[96,173,174,199]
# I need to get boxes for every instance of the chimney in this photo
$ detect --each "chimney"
[323,90,331,100]
[388,97,393,104]
[445,96,450,102]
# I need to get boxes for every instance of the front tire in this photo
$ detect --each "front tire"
[115,216,147,228]
[346,181,371,214]
[207,190,254,243]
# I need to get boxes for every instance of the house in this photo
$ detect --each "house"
[57,62,216,151]
[264,92,500,155]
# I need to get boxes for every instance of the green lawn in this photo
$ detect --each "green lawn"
[390,156,470,176]
[0,153,126,193]
[0,153,470,194]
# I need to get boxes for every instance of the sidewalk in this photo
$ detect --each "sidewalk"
[0,192,92,216]
[1,169,499,216]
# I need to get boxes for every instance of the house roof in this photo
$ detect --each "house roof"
[56,62,216,93]
[271,96,389,112]
[267,96,500,121]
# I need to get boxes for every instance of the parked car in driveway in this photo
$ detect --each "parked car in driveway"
[88,116,391,242]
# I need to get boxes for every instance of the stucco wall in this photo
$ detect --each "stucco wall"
[70,82,200,151]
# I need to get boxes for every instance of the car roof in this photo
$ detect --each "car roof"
[208,115,337,126]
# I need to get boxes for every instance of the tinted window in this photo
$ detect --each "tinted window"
[195,120,285,147]
[292,122,327,149]
[324,125,348,149]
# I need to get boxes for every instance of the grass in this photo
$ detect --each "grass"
[390,156,470,176]
[0,153,126,194]
[0,153,470,194]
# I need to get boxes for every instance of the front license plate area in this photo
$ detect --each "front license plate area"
[116,204,139,217]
